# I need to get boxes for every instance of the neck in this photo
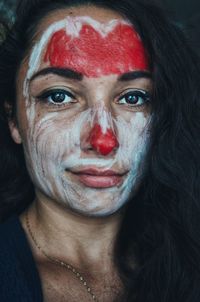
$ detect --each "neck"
[21,191,124,273]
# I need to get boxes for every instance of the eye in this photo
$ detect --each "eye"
[37,89,76,105]
[118,89,151,107]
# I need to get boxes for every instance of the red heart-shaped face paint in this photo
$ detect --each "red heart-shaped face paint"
[44,23,149,77]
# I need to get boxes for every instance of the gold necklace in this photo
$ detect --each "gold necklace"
[25,211,98,301]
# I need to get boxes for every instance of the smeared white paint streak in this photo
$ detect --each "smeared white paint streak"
[97,106,114,133]
[63,155,114,170]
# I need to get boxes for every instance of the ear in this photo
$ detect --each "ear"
[5,102,22,144]
[8,120,22,144]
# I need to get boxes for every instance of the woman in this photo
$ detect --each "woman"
[0,0,200,301]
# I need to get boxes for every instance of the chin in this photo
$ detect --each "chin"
[68,204,125,218]
[62,192,130,218]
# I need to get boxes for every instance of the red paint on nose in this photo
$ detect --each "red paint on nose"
[89,124,119,156]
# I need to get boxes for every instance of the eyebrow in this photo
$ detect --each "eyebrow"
[29,67,151,82]
[118,70,152,81]
[30,67,83,82]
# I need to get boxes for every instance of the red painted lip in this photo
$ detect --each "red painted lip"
[70,169,127,188]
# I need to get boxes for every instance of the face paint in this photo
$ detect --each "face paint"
[21,15,151,217]
[89,124,119,156]
[88,106,119,155]
[24,16,149,97]
[23,102,151,216]
[44,18,149,77]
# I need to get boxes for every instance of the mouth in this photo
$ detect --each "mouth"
[68,168,127,189]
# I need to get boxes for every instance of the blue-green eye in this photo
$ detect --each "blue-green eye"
[118,90,150,107]
[37,89,76,105]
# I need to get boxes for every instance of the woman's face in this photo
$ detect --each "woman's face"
[11,5,152,217]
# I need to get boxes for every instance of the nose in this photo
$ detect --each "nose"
[89,123,119,156]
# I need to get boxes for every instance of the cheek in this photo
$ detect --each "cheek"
[27,121,69,158]
[115,113,151,169]
[25,110,86,164]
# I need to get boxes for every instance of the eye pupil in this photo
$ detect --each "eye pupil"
[126,95,137,104]
[52,92,66,103]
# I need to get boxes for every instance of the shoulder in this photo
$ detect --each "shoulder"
[0,216,43,302]
[0,215,26,263]
[0,215,22,265]
[0,216,27,300]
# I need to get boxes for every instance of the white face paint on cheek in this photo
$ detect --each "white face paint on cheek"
[93,111,150,215]
[113,112,151,207]
[23,100,151,216]
[61,109,151,216]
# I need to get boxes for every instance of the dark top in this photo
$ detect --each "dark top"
[0,215,43,302]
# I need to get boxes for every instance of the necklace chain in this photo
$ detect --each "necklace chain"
[25,211,98,301]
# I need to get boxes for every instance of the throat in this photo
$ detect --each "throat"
[20,201,125,301]
[23,197,124,268]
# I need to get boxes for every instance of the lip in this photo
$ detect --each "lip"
[69,168,127,188]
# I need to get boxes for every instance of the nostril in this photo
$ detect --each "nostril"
[89,123,119,156]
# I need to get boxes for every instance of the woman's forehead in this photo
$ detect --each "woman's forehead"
[23,6,149,86]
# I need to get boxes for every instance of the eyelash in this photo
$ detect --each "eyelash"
[117,89,151,108]
[36,88,151,110]
[36,89,76,107]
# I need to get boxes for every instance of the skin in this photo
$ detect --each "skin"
[9,5,152,302]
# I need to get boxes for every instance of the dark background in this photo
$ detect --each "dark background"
[0,0,200,22]
[0,0,199,54]
[0,0,16,22]
[163,0,200,22]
